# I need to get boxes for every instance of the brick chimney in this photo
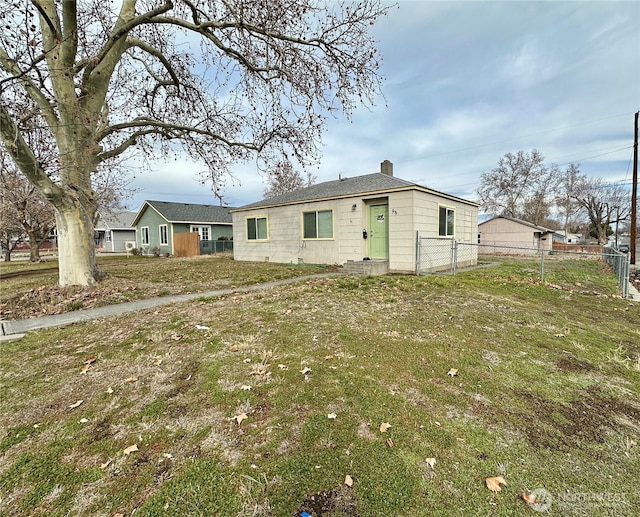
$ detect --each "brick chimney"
[380,160,393,176]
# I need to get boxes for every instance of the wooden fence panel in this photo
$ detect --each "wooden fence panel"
[174,232,200,258]
[552,242,603,253]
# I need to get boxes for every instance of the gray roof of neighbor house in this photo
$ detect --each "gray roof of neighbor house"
[96,211,136,230]
[479,215,555,233]
[233,172,478,211]
[133,201,234,225]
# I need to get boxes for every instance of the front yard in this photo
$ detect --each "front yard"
[1,256,639,515]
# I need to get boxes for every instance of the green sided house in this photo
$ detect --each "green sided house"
[231,161,479,274]
[131,200,233,256]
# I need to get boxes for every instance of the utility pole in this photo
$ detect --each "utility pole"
[631,111,638,265]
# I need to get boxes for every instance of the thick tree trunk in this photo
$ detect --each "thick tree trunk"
[3,251,10,262]
[55,204,99,286]
[27,234,41,262]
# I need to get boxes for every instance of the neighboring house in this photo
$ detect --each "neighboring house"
[554,230,583,244]
[131,200,234,256]
[231,160,479,274]
[95,211,136,252]
[478,215,558,253]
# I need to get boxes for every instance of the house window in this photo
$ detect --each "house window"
[247,216,268,240]
[141,226,150,245]
[303,210,333,239]
[438,206,455,237]
[159,225,168,245]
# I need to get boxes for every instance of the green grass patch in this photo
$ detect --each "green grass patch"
[1,260,639,515]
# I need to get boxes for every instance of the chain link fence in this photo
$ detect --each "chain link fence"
[416,235,631,298]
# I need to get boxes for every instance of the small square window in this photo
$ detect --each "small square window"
[247,217,268,240]
[303,210,333,239]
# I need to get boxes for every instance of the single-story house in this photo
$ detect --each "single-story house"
[554,230,583,244]
[231,160,479,274]
[478,215,558,254]
[94,210,136,252]
[131,200,234,256]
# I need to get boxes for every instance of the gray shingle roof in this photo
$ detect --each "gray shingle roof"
[143,201,234,224]
[96,211,136,229]
[479,215,555,233]
[235,173,448,210]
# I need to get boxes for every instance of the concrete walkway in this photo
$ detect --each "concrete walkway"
[0,273,341,342]
[2,270,637,342]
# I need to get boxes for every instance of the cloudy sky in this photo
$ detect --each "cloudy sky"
[128,1,640,212]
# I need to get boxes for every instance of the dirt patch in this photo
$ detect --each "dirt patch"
[512,388,640,451]
[296,486,358,516]
[555,356,595,373]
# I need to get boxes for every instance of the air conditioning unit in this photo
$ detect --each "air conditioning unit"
[125,241,136,251]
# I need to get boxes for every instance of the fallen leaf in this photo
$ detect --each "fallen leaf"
[123,444,138,455]
[434,421,441,427]
[113,513,124,517]
[240,385,252,391]
[344,474,353,487]
[234,413,248,425]
[106,387,114,394]
[153,358,163,366]
[195,324,210,330]
[80,363,91,374]
[521,492,538,505]
[229,345,239,352]
[300,367,311,375]
[327,413,337,419]
[278,364,288,370]
[447,368,458,377]
[324,355,334,360]
[100,459,111,469]
[171,334,183,341]
[79,418,89,423]
[379,422,391,433]
[386,438,394,448]
[425,457,436,468]
[84,356,96,365]
[485,476,507,492]
[124,377,138,383]
[69,400,84,409]
[243,358,252,363]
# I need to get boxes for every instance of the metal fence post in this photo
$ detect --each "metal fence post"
[452,239,458,275]
[415,231,420,275]
[540,247,545,281]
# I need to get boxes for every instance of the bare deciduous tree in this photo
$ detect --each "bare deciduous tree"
[0,164,56,262]
[477,150,561,222]
[572,177,630,244]
[263,162,316,199]
[0,0,389,286]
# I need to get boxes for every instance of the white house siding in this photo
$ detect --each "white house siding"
[233,200,343,264]
[386,191,417,273]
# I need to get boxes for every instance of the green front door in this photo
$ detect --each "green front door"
[368,204,389,259]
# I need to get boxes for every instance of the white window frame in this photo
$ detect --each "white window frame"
[302,209,334,240]
[159,224,168,245]
[438,205,455,237]
[141,226,150,245]
[190,225,210,241]
[246,216,269,241]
